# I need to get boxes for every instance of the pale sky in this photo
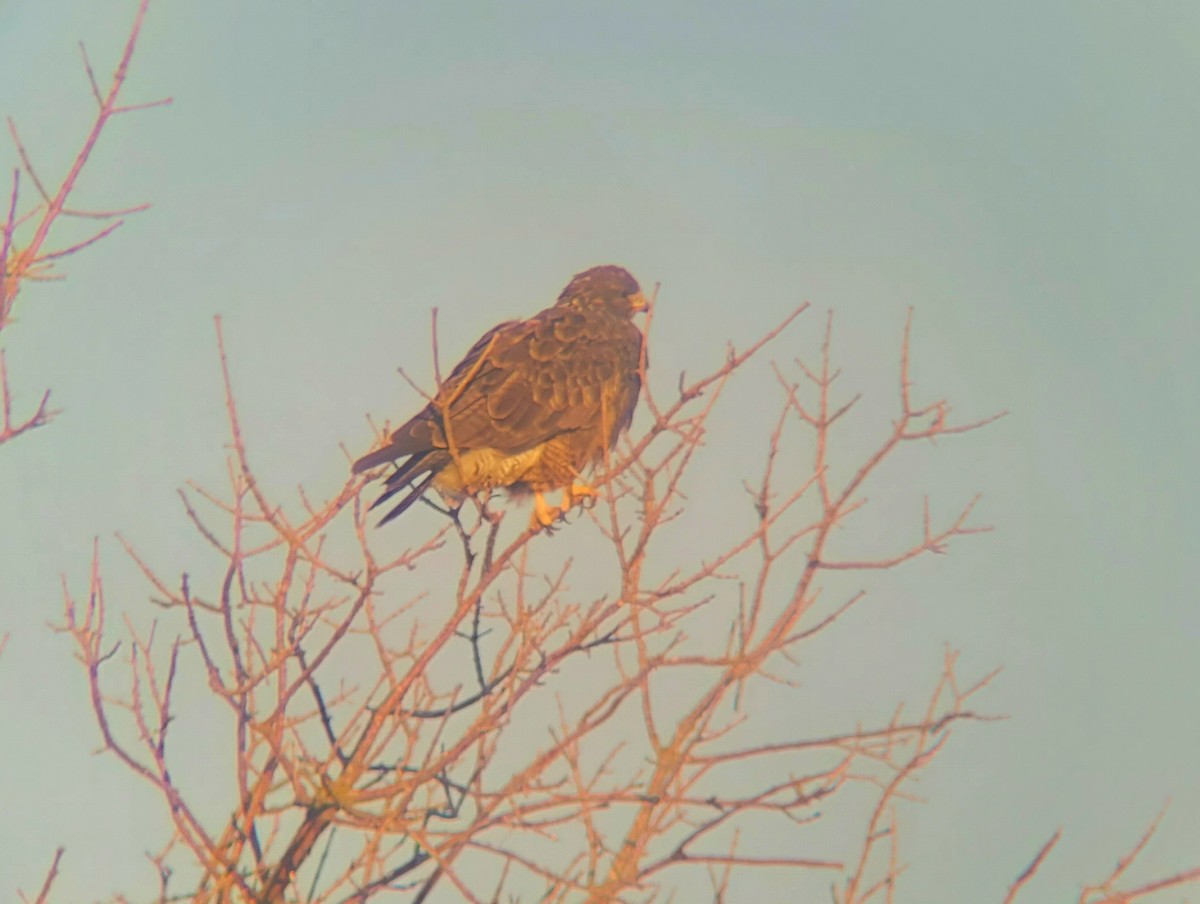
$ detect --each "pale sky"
[1,1,1197,901]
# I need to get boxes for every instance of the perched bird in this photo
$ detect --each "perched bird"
[354,265,648,530]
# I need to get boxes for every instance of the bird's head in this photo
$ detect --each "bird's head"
[557,265,648,318]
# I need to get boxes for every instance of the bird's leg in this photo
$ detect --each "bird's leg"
[563,483,599,512]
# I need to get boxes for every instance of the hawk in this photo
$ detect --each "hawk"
[353,265,648,530]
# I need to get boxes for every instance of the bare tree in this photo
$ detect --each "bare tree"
[5,5,1194,903]
[0,0,170,448]
[35,299,1197,903]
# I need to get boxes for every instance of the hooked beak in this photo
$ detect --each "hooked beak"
[629,290,649,313]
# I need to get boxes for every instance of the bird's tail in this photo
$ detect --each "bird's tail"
[353,445,403,474]
[374,471,439,525]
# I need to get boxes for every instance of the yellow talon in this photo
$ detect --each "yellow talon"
[531,492,563,532]
[530,484,601,532]
[563,483,598,511]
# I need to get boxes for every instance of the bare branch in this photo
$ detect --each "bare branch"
[1004,829,1062,904]
[25,846,65,904]
[0,0,169,445]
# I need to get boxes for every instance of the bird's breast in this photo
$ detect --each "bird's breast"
[431,445,547,499]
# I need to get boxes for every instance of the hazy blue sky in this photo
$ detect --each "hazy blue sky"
[1,1,1197,901]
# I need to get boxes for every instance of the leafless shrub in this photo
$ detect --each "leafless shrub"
[0,0,170,448]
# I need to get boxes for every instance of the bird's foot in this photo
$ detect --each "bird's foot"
[530,493,563,533]
[563,483,599,512]
[530,485,600,533]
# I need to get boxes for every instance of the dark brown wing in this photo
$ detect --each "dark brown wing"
[351,321,519,524]
[358,305,641,464]
[351,320,517,474]
[473,301,643,452]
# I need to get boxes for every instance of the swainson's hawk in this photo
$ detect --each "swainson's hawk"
[354,265,648,529]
